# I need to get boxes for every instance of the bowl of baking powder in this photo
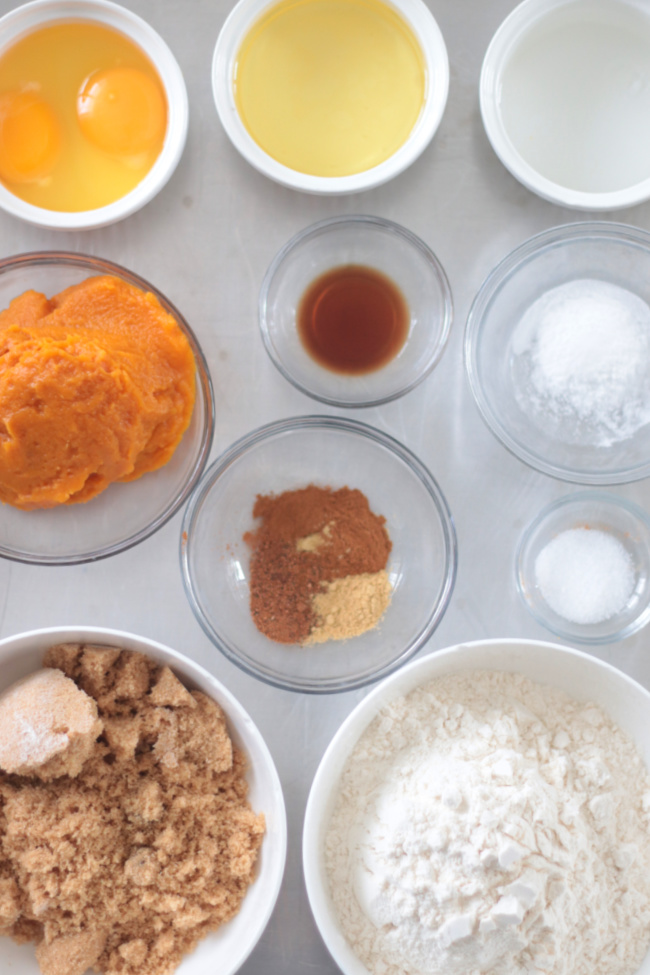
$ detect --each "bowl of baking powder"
[465,222,650,484]
[304,638,650,975]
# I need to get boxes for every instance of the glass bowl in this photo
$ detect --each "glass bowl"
[516,492,650,644]
[0,0,188,230]
[465,222,650,484]
[304,638,650,975]
[0,625,287,975]
[0,252,214,565]
[259,216,453,408]
[180,415,457,693]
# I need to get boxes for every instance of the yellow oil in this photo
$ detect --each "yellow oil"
[0,22,167,212]
[234,0,427,177]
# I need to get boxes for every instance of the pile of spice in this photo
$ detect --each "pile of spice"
[511,278,650,446]
[245,484,392,644]
[535,526,635,625]
[325,670,650,975]
[0,643,265,975]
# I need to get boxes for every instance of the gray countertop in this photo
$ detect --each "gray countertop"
[1,0,650,971]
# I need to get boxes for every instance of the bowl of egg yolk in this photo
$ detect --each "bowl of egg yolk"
[212,0,449,193]
[0,0,188,229]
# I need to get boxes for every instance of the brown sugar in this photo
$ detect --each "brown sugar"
[0,644,265,975]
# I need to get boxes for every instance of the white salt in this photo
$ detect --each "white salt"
[535,527,635,625]
[512,279,650,446]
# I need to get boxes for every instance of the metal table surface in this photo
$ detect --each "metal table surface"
[2,0,650,971]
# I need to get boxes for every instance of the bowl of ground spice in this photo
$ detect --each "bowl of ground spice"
[0,625,287,975]
[180,415,457,693]
[0,251,214,564]
[305,638,650,975]
[465,222,650,484]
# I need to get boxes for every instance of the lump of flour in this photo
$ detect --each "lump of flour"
[325,670,650,975]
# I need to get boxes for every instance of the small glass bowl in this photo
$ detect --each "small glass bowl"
[465,221,650,484]
[259,216,453,408]
[0,252,214,565]
[180,415,457,693]
[515,492,650,644]
[0,0,188,230]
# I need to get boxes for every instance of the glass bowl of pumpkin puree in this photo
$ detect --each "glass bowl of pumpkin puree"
[0,252,214,565]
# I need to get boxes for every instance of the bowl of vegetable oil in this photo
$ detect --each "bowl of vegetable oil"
[0,0,188,229]
[212,0,449,194]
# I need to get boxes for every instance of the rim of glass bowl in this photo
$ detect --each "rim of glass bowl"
[180,414,458,694]
[258,215,454,408]
[514,490,650,645]
[0,251,214,565]
[0,0,189,231]
[211,0,449,195]
[480,0,650,212]
[464,220,650,485]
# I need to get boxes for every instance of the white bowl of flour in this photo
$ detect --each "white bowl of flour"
[304,639,650,975]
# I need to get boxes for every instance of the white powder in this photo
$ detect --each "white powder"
[325,670,650,975]
[511,279,650,447]
[535,528,635,625]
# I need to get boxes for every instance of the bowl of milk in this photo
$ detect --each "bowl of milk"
[480,0,650,210]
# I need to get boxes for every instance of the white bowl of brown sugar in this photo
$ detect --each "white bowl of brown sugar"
[0,626,287,975]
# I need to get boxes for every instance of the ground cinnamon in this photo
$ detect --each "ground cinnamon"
[244,485,392,644]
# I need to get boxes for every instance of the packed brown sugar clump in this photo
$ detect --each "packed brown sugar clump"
[245,485,392,644]
[0,275,196,510]
[0,645,265,975]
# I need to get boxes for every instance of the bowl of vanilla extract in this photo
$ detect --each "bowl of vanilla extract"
[258,215,453,408]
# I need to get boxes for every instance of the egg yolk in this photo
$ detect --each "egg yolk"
[76,66,166,156]
[0,90,60,183]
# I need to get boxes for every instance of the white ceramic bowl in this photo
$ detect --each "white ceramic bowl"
[212,0,448,194]
[304,638,650,975]
[0,0,188,229]
[480,0,650,210]
[0,626,287,975]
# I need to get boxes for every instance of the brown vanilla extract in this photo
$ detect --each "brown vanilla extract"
[297,264,409,374]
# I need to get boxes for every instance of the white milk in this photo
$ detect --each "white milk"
[499,0,650,193]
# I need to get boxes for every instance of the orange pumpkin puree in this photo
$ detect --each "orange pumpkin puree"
[0,275,196,510]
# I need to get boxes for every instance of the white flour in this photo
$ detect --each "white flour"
[324,671,650,975]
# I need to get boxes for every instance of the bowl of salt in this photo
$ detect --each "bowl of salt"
[515,491,650,644]
[465,222,650,484]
